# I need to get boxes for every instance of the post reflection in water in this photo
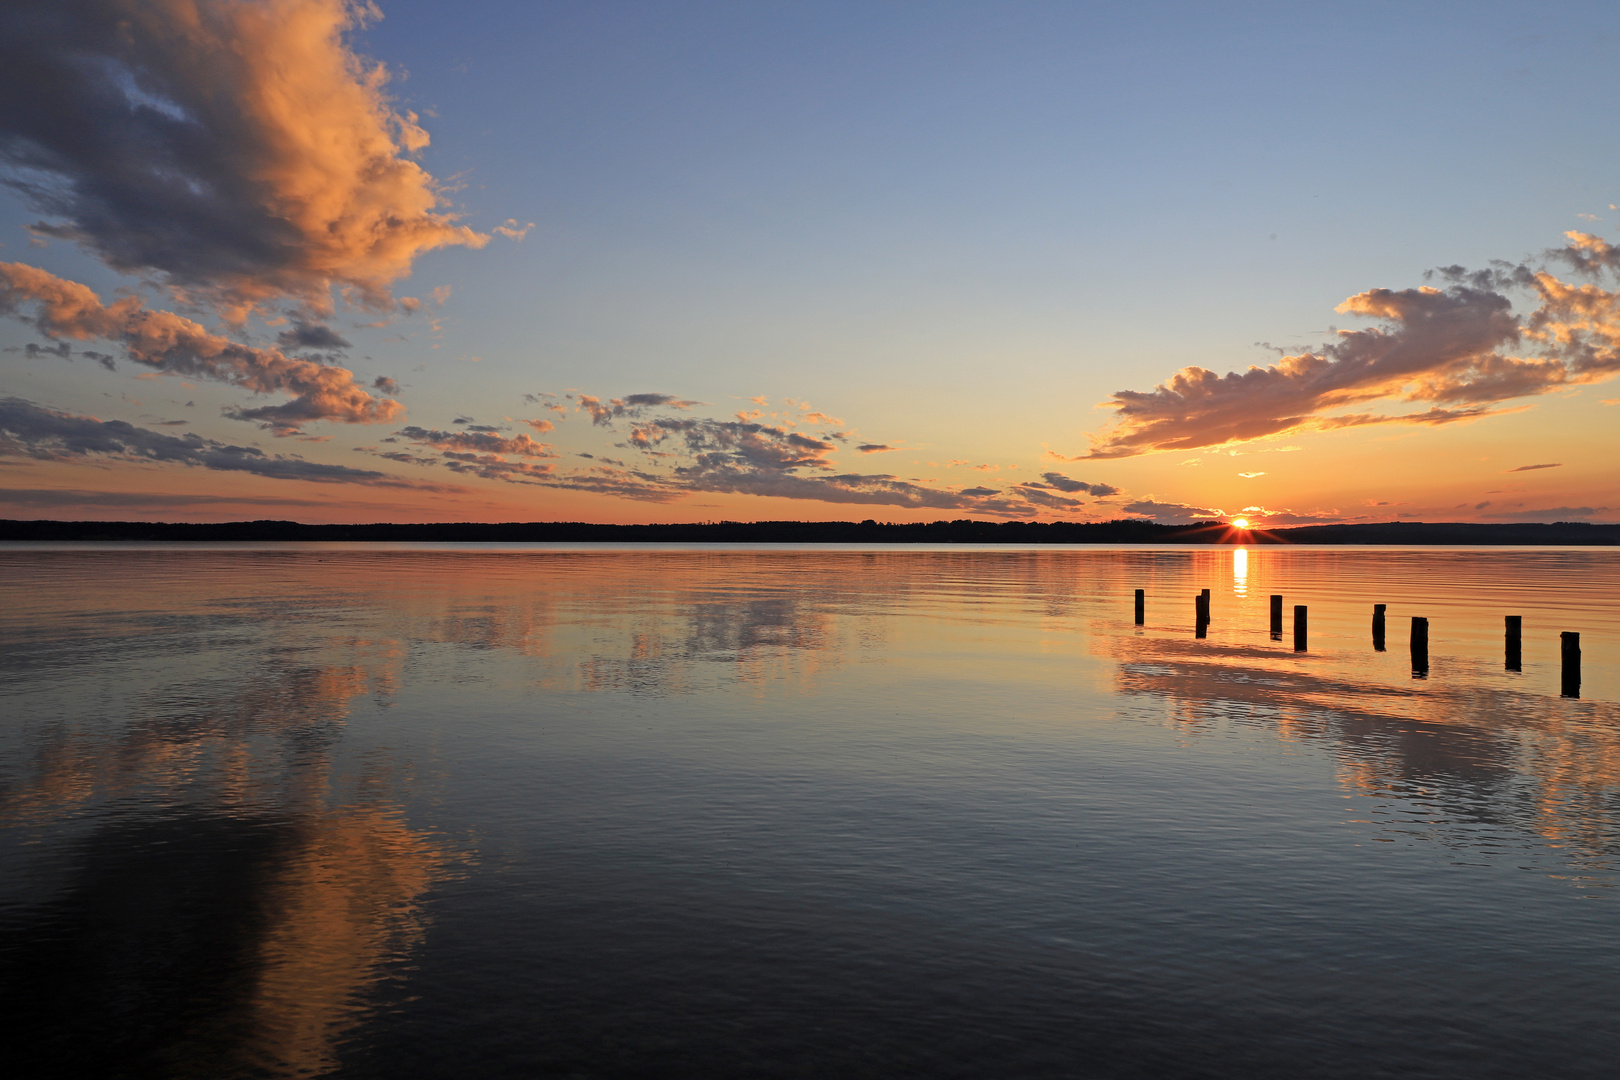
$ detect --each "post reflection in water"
[2,545,1619,1079]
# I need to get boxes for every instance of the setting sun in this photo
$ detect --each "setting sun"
[1231,517,1250,530]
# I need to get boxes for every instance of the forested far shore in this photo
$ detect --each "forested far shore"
[2,519,1618,545]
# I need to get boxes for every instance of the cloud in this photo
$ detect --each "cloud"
[275,321,352,351]
[378,391,1089,518]
[856,443,895,454]
[0,262,401,432]
[520,418,555,434]
[1119,499,1224,525]
[396,426,554,458]
[0,396,442,488]
[0,0,486,319]
[493,219,533,241]
[1508,462,1562,472]
[1238,471,1265,478]
[390,424,558,482]
[577,393,703,426]
[1039,472,1118,496]
[1010,484,1084,510]
[1078,240,1620,457]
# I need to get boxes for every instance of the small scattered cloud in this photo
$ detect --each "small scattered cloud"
[1238,471,1266,478]
[1507,462,1562,472]
[578,393,702,426]
[856,443,895,454]
[492,219,534,241]
[275,322,352,352]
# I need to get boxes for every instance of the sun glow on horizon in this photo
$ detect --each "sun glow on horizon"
[1231,517,1250,530]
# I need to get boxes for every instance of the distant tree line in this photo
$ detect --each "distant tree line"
[1,518,1616,544]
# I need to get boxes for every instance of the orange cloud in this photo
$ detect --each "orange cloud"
[0,0,487,319]
[1078,239,1620,458]
[0,262,401,432]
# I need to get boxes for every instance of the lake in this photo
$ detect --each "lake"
[2,544,1617,1079]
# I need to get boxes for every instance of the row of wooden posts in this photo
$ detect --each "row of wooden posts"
[1131,588,1583,698]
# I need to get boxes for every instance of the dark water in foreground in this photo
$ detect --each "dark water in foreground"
[2,544,1618,1079]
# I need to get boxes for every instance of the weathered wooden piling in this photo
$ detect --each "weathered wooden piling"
[1411,616,1429,677]
[1195,591,1209,637]
[1562,631,1581,698]
[1134,588,1145,625]
[1200,588,1211,623]
[1293,605,1307,652]
[1505,615,1522,672]
[1270,594,1283,636]
[1371,604,1386,651]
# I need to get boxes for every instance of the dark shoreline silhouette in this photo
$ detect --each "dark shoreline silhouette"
[3,518,1618,545]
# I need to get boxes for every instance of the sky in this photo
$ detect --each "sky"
[3,0,1619,526]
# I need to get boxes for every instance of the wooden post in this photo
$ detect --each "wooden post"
[1200,588,1211,623]
[1411,616,1429,678]
[1372,604,1386,652]
[1562,632,1581,698]
[1293,605,1307,652]
[1195,592,1209,638]
[1134,588,1145,625]
[1505,615,1521,672]
[1269,594,1283,636]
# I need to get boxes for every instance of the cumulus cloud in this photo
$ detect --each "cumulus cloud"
[0,396,440,487]
[0,262,401,432]
[1077,235,1620,457]
[0,0,487,319]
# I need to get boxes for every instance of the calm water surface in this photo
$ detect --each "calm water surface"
[2,544,1618,1079]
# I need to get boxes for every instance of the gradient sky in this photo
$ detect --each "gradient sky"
[3,0,1619,525]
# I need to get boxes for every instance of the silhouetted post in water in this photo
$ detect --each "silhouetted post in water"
[1200,588,1211,623]
[1134,588,1145,625]
[1505,616,1522,672]
[1270,595,1283,636]
[1293,605,1307,652]
[1411,617,1429,678]
[1373,604,1387,651]
[1562,632,1581,698]
[1195,591,1209,637]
